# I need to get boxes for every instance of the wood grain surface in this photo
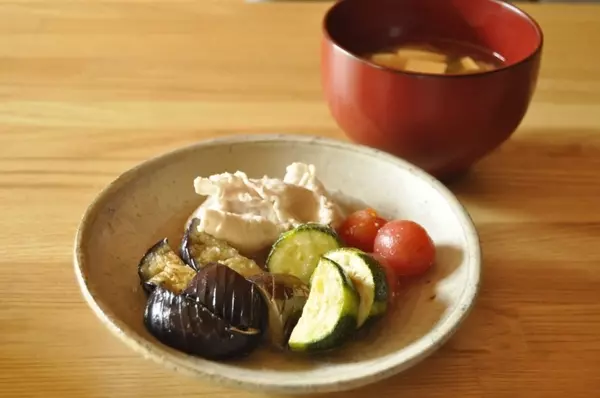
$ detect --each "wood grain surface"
[1,1,599,397]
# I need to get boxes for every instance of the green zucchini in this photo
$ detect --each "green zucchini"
[266,223,342,284]
[324,248,389,327]
[287,257,359,352]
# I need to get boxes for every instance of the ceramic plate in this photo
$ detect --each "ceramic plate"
[74,134,480,394]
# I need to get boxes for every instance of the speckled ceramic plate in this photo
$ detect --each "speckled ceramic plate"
[74,134,481,394]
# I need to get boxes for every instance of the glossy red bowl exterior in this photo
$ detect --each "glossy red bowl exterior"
[321,0,543,179]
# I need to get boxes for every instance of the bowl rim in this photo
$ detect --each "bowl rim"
[73,133,482,394]
[322,0,544,79]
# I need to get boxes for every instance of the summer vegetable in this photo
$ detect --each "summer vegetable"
[266,223,342,284]
[338,209,436,278]
[323,248,389,327]
[143,263,267,360]
[337,208,388,252]
[248,273,310,348]
[138,238,196,294]
[136,163,438,361]
[144,287,262,360]
[373,220,436,277]
[138,217,434,359]
[371,252,402,302]
[184,263,267,332]
[180,218,263,277]
[288,257,360,352]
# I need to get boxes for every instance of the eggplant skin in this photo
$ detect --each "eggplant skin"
[180,218,263,277]
[138,238,196,294]
[184,263,267,332]
[180,218,237,270]
[247,273,310,348]
[144,287,261,360]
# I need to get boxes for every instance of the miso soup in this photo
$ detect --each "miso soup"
[366,39,504,75]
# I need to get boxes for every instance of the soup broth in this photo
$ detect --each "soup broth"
[366,39,504,75]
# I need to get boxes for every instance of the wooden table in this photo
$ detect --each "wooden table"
[1,1,599,397]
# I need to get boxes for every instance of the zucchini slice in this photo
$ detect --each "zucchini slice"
[324,248,389,327]
[266,223,342,284]
[287,257,359,352]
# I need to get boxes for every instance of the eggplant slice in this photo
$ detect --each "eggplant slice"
[138,238,196,294]
[144,287,261,360]
[180,218,263,277]
[184,263,267,332]
[248,273,310,348]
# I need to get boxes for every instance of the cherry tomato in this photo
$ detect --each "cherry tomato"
[373,220,435,277]
[337,208,388,252]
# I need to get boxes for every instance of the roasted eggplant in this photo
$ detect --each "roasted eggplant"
[138,238,196,294]
[184,263,266,332]
[180,218,263,277]
[248,273,310,348]
[144,287,261,360]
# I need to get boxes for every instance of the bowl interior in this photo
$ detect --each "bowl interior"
[75,135,480,393]
[324,0,542,67]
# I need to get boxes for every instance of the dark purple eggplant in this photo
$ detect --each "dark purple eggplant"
[247,273,310,348]
[184,263,266,332]
[144,287,260,360]
[138,238,196,294]
[179,218,263,277]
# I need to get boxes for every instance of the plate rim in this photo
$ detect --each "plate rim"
[73,133,481,394]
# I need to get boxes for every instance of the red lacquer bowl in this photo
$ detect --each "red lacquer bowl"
[321,0,543,179]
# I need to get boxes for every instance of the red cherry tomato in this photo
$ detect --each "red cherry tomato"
[373,220,435,277]
[337,208,388,252]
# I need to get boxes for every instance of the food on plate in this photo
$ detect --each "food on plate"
[374,220,436,277]
[248,273,310,348]
[288,257,360,352]
[180,218,263,277]
[367,40,502,75]
[188,162,346,255]
[136,162,437,360]
[138,238,196,293]
[184,263,266,332]
[144,286,262,360]
[337,208,388,252]
[266,223,342,284]
[323,248,388,327]
[371,252,402,302]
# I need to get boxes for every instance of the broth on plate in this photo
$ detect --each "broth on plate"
[367,39,504,75]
